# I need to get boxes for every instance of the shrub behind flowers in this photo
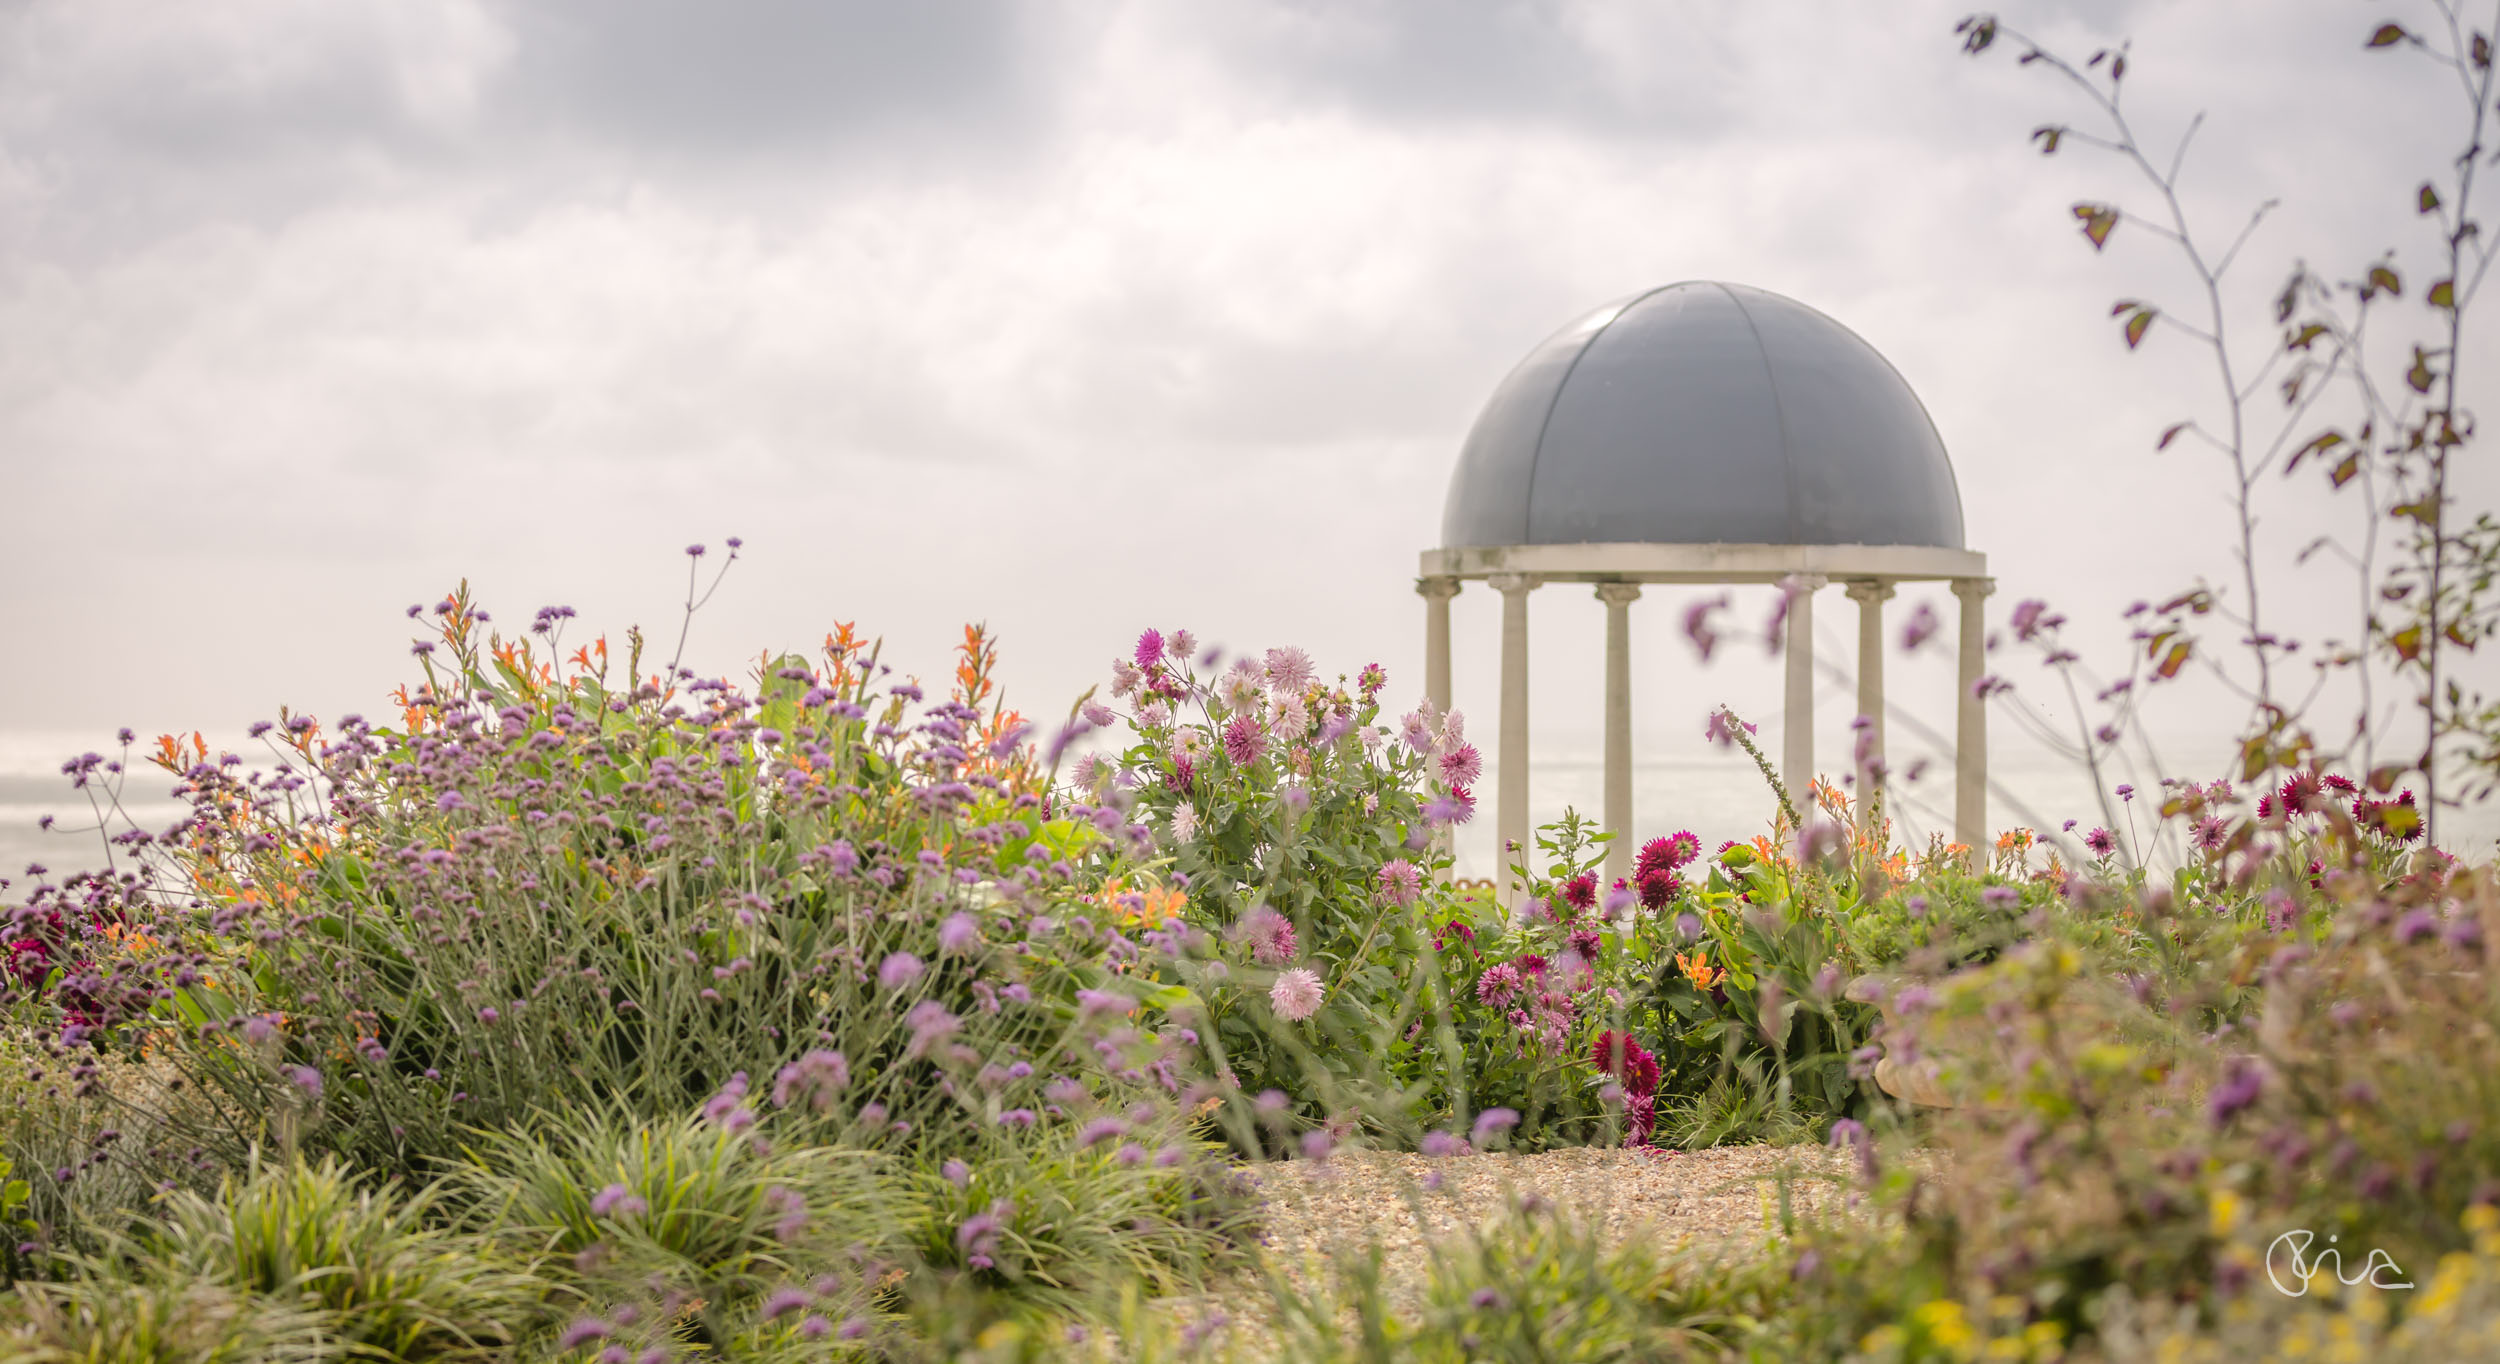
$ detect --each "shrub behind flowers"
[1098,631,1464,1132]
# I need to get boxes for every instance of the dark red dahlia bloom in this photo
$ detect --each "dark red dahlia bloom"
[6,938,52,992]
[1567,928,1603,960]
[1515,954,1549,978]
[1561,873,1597,911]
[1591,1027,1628,1076]
[1591,1028,1661,1098]
[1637,831,1702,879]
[1636,865,1682,910]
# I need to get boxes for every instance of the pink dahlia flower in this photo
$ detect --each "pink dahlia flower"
[1263,646,1315,694]
[1270,968,1324,1021]
[1376,859,1422,906]
[1222,714,1269,766]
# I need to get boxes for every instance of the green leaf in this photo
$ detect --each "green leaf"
[2429,278,2457,309]
[2368,22,2409,47]
[2031,125,2064,155]
[2366,264,2402,300]
[2421,182,2444,214]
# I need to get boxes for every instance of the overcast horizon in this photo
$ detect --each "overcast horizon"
[5,0,2498,873]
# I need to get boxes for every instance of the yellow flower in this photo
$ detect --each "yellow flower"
[1915,1298,1975,1353]
[2209,1189,2243,1237]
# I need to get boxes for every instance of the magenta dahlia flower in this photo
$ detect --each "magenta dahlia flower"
[1222,714,1268,766]
[1475,963,1522,1007]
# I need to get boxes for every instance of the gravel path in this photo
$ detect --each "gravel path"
[1153,1144,1852,1355]
[1249,1143,1849,1269]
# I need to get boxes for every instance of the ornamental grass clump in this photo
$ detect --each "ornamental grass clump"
[453,1101,900,1347]
[20,1150,537,1362]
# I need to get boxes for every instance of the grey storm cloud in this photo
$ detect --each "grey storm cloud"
[492,0,1062,164]
[0,0,1067,256]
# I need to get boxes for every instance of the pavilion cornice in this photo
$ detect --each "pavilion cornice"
[1419,542,1988,585]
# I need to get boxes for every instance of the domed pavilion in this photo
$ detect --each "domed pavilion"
[1418,281,1992,897]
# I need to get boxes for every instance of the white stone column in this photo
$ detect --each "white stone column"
[1596,582,1643,884]
[1781,575,1825,810]
[1417,575,1461,883]
[1417,576,1459,718]
[1844,579,1895,820]
[1951,577,1995,851]
[1490,573,1538,909]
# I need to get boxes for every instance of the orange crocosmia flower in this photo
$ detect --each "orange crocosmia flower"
[100,923,159,953]
[1139,883,1187,923]
[1676,950,1725,990]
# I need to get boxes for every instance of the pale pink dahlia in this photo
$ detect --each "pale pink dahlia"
[1239,906,1297,964]
[1264,646,1316,694]
[1376,859,1422,906]
[1270,968,1324,1021]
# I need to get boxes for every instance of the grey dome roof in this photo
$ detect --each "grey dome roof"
[1441,282,1965,550]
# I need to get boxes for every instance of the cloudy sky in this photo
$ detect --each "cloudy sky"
[3,0,2495,866]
